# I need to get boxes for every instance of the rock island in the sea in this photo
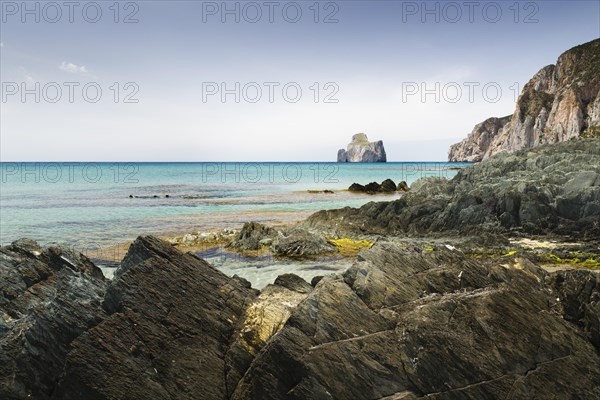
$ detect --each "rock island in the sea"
[337,133,387,162]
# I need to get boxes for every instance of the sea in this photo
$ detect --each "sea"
[1,162,469,286]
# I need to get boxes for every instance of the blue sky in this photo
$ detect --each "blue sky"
[1,0,599,161]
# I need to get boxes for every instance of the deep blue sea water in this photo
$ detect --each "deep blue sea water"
[0,162,470,249]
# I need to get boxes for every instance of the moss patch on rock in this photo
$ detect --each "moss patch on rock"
[329,238,374,257]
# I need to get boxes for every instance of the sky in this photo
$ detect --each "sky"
[1,0,599,161]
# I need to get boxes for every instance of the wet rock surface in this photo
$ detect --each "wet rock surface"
[228,222,338,258]
[349,178,402,194]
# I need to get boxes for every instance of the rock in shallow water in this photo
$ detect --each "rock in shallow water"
[228,222,338,258]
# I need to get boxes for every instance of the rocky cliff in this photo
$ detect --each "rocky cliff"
[338,133,387,162]
[449,38,600,162]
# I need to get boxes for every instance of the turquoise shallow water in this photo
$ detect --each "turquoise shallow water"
[0,162,469,248]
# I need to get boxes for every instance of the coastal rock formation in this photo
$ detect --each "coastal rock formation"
[228,222,278,252]
[54,235,258,400]
[549,269,600,352]
[309,139,600,239]
[338,133,387,162]
[449,38,600,162]
[232,244,600,399]
[448,116,512,162]
[349,179,407,194]
[0,239,107,400]
[2,234,600,399]
[229,222,337,257]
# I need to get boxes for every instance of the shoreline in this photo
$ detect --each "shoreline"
[85,208,319,265]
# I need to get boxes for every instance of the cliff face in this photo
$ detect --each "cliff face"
[338,133,387,162]
[449,38,600,162]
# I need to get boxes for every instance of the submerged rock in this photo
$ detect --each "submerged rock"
[397,181,410,192]
[271,228,337,258]
[348,179,398,193]
[337,133,387,162]
[228,223,338,258]
[381,178,397,192]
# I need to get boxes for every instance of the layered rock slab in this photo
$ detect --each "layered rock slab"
[53,236,259,400]
[0,239,107,400]
[231,244,600,399]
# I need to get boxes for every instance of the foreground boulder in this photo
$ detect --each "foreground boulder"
[338,133,387,162]
[53,236,259,400]
[0,239,107,399]
[231,243,600,399]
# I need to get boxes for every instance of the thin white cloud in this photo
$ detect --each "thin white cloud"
[17,67,35,83]
[59,61,87,74]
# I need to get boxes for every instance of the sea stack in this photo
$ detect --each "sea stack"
[337,133,387,162]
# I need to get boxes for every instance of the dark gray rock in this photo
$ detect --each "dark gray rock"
[349,183,366,192]
[397,181,410,192]
[273,274,313,294]
[0,240,107,400]
[306,140,600,239]
[53,236,258,400]
[381,179,397,192]
[2,236,600,400]
[228,222,278,252]
[231,244,600,400]
[364,181,382,193]
[271,228,337,258]
[549,269,600,352]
